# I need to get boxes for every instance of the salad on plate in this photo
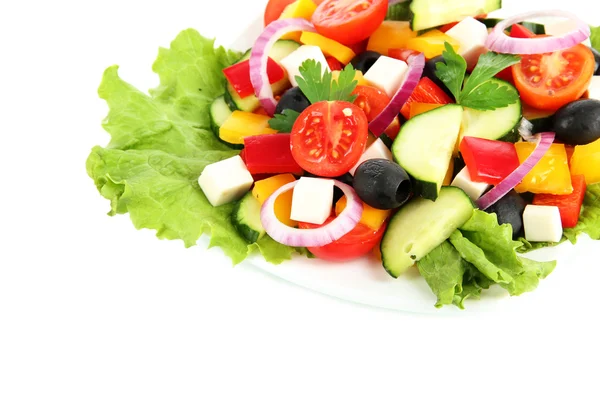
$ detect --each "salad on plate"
[87,0,600,309]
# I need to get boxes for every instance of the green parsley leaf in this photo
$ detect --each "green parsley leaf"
[435,42,466,101]
[434,43,521,111]
[296,59,332,104]
[459,80,520,111]
[296,60,358,104]
[330,63,358,103]
[461,51,521,98]
[268,109,300,133]
[590,25,600,53]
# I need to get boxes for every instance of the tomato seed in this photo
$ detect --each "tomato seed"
[331,149,340,159]
[530,66,539,72]
[532,76,541,83]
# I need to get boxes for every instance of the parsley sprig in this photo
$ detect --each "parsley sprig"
[296,59,359,104]
[269,59,359,132]
[435,43,521,111]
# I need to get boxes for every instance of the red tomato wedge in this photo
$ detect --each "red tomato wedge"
[400,77,453,120]
[512,43,595,111]
[299,218,386,261]
[352,85,401,139]
[533,175,587,228]
[290,101,369,177]
[311,0,388,46]
[263,0,296,26]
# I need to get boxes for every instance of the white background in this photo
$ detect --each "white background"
[1,0,599,399]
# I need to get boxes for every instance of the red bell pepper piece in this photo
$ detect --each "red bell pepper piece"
[243,134,304,175]
[533,175,587,228]
[496,24,536,82]
[460,136,521,185]
[223,58,285,99]
[326,56,343,71]
[400,77,453,120]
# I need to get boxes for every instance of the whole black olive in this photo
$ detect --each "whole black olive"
[350,51,382,74]
[423,55,454,98]
[485,190,528,239]
[353,159,413,210]
[274,87,310,115]
[590,47,600,76]
[553,99,600,145]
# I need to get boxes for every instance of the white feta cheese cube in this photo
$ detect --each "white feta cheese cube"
[544,19,591,47]
[349,139,394,176]
[587,76,600,101]
[198,155,254,207]
[451,167,490,201]
[445,17,489,69]
[363,56,409,97]
[280,45,330,87]
[290,177,334,225]
[523,205,563,243]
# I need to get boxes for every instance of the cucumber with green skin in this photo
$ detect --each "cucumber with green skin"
[381,186,475,278]
[410,0,502,31]
[209,96,243,150]
[392,104,464,201]
[232,192,265,243]
[460,78,522,143]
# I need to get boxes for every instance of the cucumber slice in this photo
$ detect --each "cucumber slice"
[209,96,233,136]
[460,79,522,143]
[270,40,301,62]
[381,186,475,278]
[410,0,502,31]
[232,192,266,243]
[392,104,463,201]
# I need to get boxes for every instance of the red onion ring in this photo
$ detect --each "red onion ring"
[249,18,317,116]
[477,132,556,210]
[260,180,363,247]
[486,10,590,55]
[368,53,425,136]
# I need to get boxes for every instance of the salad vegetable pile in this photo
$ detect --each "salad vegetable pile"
[87,0,600,308]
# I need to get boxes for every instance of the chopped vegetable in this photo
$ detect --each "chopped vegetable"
[219,111,278,145]
[400,76,453,120]
[515,142,573,195]
[366,21,417,55]
[570,138,600,184]
[223,58,285,98]
[300,31,356,64]
[253,174,297,227]
[405,30,459,59]
[243,133,303,175]
[460,136,521,185]
[533,175,587,228]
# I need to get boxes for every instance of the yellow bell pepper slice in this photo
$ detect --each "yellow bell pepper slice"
[219,111,277,145]
[331,70,368,86]
[367,21,417,56]
[409,102,446,119]
[335,196,391,231]
[570,138,600,184]
[515,143,573,195]
[279,0,318,41]
[252,174,297,227]
[300,31,356,64]
[405,30,459,59]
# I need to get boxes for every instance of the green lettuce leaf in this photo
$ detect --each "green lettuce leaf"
[456,210,556,296]
[564,183,600,243]
[86,29,299,264]
[416,241,467,308]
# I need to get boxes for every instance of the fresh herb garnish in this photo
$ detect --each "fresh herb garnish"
[268,109,300,132]
[435,43,521,111]
[295,60,358,104]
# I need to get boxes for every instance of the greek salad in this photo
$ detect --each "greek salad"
[87,0,600,309]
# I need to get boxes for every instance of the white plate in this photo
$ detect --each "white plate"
[222,0,599,314]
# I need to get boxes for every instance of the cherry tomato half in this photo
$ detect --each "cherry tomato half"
[291,101,369,177]
[311,0,388,46]
[263,0,296,26]
[512,43,595,111]
[299,218,386,262]
[352,85,401,139]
